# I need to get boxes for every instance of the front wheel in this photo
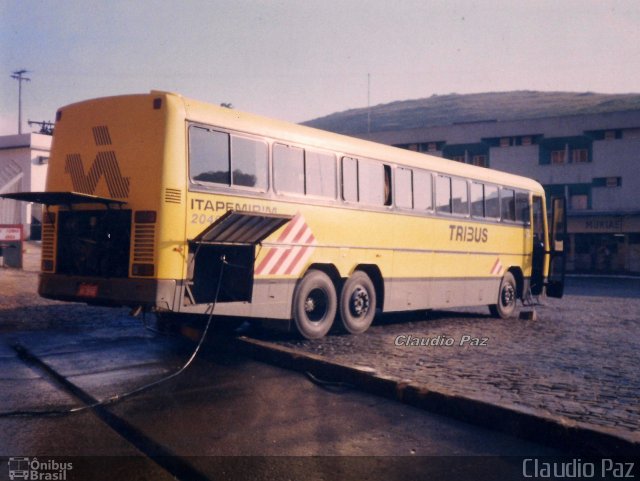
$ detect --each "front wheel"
[489,271,518,319]
[339,271,377,334]
[292,270,337,339]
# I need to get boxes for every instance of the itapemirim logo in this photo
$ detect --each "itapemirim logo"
[7,457,72,480]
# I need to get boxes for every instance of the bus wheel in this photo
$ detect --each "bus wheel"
[339,271,376,334]
[293,270,337,339]
[489,271,518,319]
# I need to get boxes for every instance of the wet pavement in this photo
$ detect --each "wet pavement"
[251,278,640,440]
[0,242,574,480]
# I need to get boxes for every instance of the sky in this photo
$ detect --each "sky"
[1,0,639,135]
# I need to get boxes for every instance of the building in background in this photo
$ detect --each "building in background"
[359,110,640,274]
[0,133,51,239]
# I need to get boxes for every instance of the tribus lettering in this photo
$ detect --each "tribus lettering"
[449,224,488,243]
[191,198,277,214]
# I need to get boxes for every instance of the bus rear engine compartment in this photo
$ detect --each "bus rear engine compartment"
[57,209,132,278]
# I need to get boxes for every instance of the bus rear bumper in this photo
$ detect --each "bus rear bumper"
[38,273,177,309]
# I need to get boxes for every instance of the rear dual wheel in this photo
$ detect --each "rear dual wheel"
[339,271,376,334]
[292,270,337,340]
[292,269,377,339]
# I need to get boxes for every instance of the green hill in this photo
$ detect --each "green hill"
[302,91,640,135]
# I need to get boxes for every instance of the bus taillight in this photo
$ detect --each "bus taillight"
[134,210,157,223]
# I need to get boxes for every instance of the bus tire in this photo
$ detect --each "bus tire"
[489,271,518,319]
[292,269,337,339]
[339,271,376,334]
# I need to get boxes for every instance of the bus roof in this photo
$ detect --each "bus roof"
[65,91,545,194]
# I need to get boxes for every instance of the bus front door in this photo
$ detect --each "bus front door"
[530,195,546,296]
[546,197,566,298]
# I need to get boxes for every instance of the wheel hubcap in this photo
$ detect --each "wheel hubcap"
[305,288,328,322]
[502,284,515,306]
[350,286,370,317]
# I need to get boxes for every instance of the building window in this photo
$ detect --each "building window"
[570,194,588,210]
[604,130,616,141]
[521,136,532,146]
[472,155,487,167]
[427,143,438,152]
[452,155,465,163]
[592,177,622,188]
[572,148,589,163]
[551,150,566,164]
[499,137,511,147]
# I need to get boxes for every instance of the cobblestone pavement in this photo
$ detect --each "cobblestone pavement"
[257,282,640,437]
[2,243,639,438]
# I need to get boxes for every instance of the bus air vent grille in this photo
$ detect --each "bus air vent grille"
[164,188,182,204]
[133,224,155,263]
[41,224,55,261]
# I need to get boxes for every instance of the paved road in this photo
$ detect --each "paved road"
[0,243,637,479]
[255,276,640,438]
[0,310,563,481]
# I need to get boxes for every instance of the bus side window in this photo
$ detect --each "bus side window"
[273,143,304,195]
[231,135,268,190]
[470,182,484,217]
[532,196,545,244]
[342,157,358,202]
[451,177,469,216]
[306,150,336,198]
[384,165,392,206]
[501,188,516,221]
[485,185,500,218]
[436,175,451,214]
[515,191,530,224]
[189,126,230,185]
[413,170,433,211]
[358,159,385,206]
[395,167,413,209]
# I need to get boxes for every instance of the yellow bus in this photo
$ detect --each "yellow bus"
[3,92,565,339]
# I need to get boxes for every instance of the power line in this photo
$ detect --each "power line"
[11,69,31,135]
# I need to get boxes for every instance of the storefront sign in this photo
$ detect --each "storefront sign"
[569,216,626,233]
[0,225,22,241]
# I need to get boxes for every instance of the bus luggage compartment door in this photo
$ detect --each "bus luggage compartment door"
[188,210,293,305]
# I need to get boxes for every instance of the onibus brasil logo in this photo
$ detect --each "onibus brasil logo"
[7,457,72,480]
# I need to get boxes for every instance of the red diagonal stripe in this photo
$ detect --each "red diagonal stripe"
[491,258,500,274]
[284,232,316,275]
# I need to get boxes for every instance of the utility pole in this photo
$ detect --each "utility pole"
[367,73,371,135]
[11,69,31,134]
